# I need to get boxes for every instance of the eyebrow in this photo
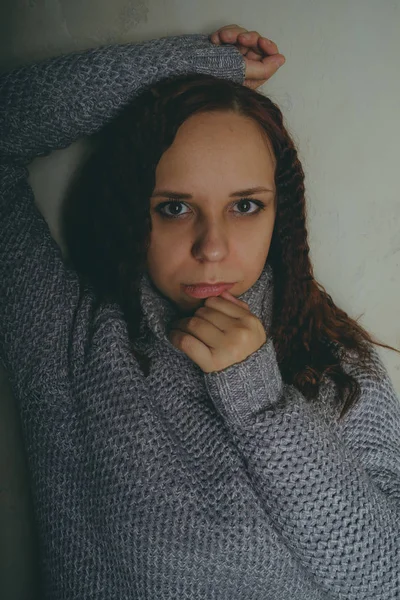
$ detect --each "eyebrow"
[151,186,274,200]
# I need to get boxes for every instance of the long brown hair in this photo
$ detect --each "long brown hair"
[61,73,399,421]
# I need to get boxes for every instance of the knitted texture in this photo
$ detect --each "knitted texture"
[1,34,400,600]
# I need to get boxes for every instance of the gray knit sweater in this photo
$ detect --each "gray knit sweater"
[1,32,400,600]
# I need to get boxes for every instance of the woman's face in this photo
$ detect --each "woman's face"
[146,110,277,315]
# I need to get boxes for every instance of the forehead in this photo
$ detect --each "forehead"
[154,111,276,189]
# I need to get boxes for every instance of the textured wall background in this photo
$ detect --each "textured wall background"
[1,1,399,598]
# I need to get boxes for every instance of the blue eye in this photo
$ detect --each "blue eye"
[155,198,266,219]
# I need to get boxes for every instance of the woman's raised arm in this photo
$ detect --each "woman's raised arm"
[0,34,245,396]
[0,33,245,162]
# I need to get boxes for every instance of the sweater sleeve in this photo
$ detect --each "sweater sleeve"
[0,34,245,394]
[204,338,400,600]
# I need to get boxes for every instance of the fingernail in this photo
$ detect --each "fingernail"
[273,55,285,66]
[241,33,252,40]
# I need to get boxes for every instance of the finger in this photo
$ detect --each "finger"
[204,294,250,318]
[217,25,248,43]
[238,34,280,59]
[169,328,213,370]
[236,34,280,59]
[210,25,247,44]
[216,24,245,34]
[194,305,238,331]
[244,54,286,80]
[236,30,262,48]
[238,45,249,56]
[256,37,279,55]
[236,31,266,55]
[171,315,225,349]
[245,48,264,60]
[220,290,250,309]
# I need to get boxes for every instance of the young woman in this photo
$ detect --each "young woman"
[1,23,399,600]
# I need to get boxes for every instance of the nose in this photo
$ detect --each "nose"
[191,218,230,263]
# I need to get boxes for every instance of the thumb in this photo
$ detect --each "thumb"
[244,54,285,81]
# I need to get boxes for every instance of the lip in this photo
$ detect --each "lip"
[183,282,235,299]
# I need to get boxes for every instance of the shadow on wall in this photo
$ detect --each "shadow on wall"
[0,0,150,71]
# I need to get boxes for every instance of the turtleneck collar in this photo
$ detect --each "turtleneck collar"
[134,262,275,357]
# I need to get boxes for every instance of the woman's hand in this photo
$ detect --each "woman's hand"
[209,24,285,90]
[168,291,267,373]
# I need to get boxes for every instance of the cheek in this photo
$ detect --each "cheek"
[237,221,275,268]
[147,227,188,271]
[153,228,187,253]
[237,220,274,251]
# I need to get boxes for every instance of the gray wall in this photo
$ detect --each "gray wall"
[1,1,399,598]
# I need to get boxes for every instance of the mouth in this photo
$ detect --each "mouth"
[182,282,235,299]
